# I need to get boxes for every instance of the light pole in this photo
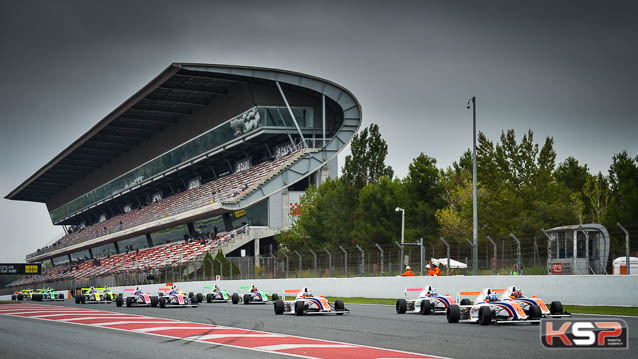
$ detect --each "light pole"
[395,207,405,267]
[467,96,478,276]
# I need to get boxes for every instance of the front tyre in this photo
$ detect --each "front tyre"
[274,300,285,315]
[116,296,123,307]
[334,300,345,315]
[478,306,491,326]
[420,300,432,315]
[151,296,159,307]
[126,297,133,307]
[447,305,460,323]
[206,293,212,303]
[271,293,279,301]
[232,293,239,304]
[294,300,305,316]
[550,301,563,315]
[159,297,167,308]
[243,294,251,305]
[396,299,407,314]
[196,293,203,303]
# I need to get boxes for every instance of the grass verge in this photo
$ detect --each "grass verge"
[0,301,20,305]
[324,297,638,316]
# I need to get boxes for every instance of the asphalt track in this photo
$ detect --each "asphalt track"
[1,300,635,359]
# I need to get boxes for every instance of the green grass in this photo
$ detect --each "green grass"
[323,297,638,316]
[0,301,20,305]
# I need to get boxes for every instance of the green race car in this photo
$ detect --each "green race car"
[75,287,116,304]
[32,288,64,301]
[202,285,230,303]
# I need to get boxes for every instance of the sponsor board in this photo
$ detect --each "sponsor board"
[541,318,628,349]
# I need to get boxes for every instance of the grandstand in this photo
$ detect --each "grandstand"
[5,63,361,288]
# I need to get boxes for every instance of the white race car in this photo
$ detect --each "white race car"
[500,286,570,318]
[396,285,457,315]
[447,288,539,325]
[274,289,348,316]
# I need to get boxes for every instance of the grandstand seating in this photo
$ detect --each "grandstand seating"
[9,226,248,287]
[32,146,308,256]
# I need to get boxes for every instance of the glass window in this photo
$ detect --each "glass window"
[92,243,117,258]
[150,224,189,245]
[53,255,70,266]
[118,235,149,252]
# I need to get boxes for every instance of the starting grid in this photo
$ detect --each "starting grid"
[0,303,443,359]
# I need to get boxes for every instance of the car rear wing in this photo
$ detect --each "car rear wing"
[282,289,301,300]
[404,287,424,299]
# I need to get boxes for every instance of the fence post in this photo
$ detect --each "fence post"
[464,238,476,275]
[355,245,364,276]
[323,248,332,277]
[308,248,317,277]
[214,258,223,280]
[374,243,384,276]
[486,235,498,275]
[439,237,450,276]
[541,228,553,274]
[576,226,592,274]
[394,241,402,271]
[294,250,302,278]
[509,233,522,274]
[339,246,348,277]
[419,238,425,276]
[618,223,630,275]
[282,252,289,278]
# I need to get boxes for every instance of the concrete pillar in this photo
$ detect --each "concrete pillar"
[254,234,260,270]
[146,233,153,248]
[88,248,94,259]
[282,190,289,228]
[223,213,233,232]
[114,241,120,254]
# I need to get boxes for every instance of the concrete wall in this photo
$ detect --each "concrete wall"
[5,275,629,306]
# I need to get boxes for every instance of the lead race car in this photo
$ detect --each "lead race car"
[232,285,278,305]
[32,288,64,301]
[75,287,114,304]
[447,288,540,325]
[395,285,456,315]
[116,287,159,307]
[202,284,230,303]
[157,286,198,308]
[273,288,348,316]
[500,286,570,318]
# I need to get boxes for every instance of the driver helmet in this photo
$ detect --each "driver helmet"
[488,294,498,302]
[431,288,438,296]
[90,286,95,292]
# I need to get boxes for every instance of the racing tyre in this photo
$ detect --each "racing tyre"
[232,293,239,304]
[151,296,159,307]
[447,305,460,323]
[57,293,64,300]
[17,294,24,301]
[75,295,81,304]
[294,300,305,316]
[116,296,123,307]
[395,299,407,314]
[105,294,111,301]
[274,300,285,315]
[550,301,563,315]
[529,304,542,320]
[478,306,491,326]
[420,300,432,315]
[196,293,203,303]
[271,293,279,301]
[460,299,471,306]
[334,300,345,315]
[118,293,123,300]
[243,294,251,304]
[11,295,16,301]
[188,292,194,300]
[81,295,86,304]
[159,297,166,308]
[126,297,133,307]
[206,293,212,303]
[158,292,163,297]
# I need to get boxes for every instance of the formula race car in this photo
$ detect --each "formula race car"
[396,285,456,315]
[157,286,198,308]
[273,288,348,316]
[75,287,114,304]
[116,287,159,307]
[11,289,33,301]
[232,285,278,305]
[500,286,570,318]
[447,288,539,325]
[31,288,64,301]
[202,285,230,303]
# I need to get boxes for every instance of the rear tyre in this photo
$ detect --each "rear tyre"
[460,299,471,306]
[478,306,491,326]
[529,304,542,320]
[420,300,432,315]
[550,301,563,315]
[271,293,279,301]
[395,299,407,314]
[75,295,81,304]
[159,297,166,308]
[274,300,285,315]
[294,300,305,316]
[105,294,111,301]
[126,297,133,307]
[243,294,251,305]
[196,293,203,303]
[116,296,123,307]
[188,292,194,300]
[232,293,239,304]
[17,294,23,301]
[447,305,461,323]
[81,295,86,304]
[206,293,212,303]
[11,295,16,301]
[151,296,159,307]
[334,300,345,315]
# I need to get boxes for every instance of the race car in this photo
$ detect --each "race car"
[202,285,230,303]
[446,288,539,325]
[231,285,278,305]
[31,288,64,301]
[157,286,198,308]
[273,288,348,316]
[75,287,114,304]
[500,286,570,318]
[116,287,159,307]
[11,289,33,301]
[395,285,456,315]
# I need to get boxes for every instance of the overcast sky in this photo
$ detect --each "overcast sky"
[1,0,637,262]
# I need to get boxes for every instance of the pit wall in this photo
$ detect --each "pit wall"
[2,276,636,306]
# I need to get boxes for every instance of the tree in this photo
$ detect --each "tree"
[353,177,405,245]
[583,172,609,224]
[342,123,393,189]
[403,154,445,242]
[606,151,638,226]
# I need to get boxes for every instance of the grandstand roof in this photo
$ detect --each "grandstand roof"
[5,63,356,203]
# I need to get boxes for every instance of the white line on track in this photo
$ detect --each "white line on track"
[257,344,355,351]
[135,326,214,332]
[89,320,181,326]
[184,334,284,340]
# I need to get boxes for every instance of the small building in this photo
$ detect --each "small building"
[544,223,610,275]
